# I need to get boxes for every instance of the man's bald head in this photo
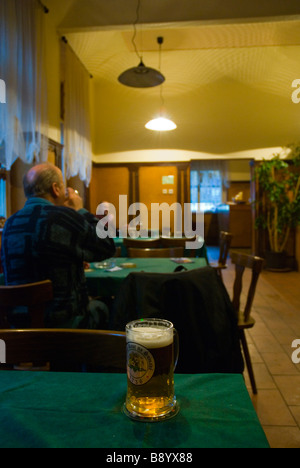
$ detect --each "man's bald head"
[23,163,64,200]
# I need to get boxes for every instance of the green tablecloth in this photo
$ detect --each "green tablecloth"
[0,372,269,448]
[85,257,208,297]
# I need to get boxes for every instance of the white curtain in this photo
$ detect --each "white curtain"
[0,0,48,169]
[191,159,230,202]
[63,43,92,186]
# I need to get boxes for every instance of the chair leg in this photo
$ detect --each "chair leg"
[239,329,257,394]
[216,268,223,281]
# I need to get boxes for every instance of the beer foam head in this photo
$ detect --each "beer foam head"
[127,326,173,348]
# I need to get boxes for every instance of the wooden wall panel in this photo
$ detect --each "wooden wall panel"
[89,166,129,226]
[227,181,251,203]
[296,227,300,270]
[138,166,178,234]
[10,158,31,215]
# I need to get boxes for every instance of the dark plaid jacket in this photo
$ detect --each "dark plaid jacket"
[1,198,115,327]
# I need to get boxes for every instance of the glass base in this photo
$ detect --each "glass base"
[123,401,179,423]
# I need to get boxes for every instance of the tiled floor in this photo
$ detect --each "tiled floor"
[207,247,300,448]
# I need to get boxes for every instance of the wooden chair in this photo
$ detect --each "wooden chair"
[123,238,161,249]
[210,231,233,278]
[230,252,265,394]
[127,247,184,258]
[160,236,197,257]
[0,329,126,372]
[0,280,53,328]
[113,246,122,257]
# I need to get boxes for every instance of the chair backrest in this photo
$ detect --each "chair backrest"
[230,252,264,322]
[218,231,233,266]
[123,238,161,249]
[0,280,53,328]
[113,246,122,257]
[127,247,184,258]
[0,329,127,372]
[160,236,197,257]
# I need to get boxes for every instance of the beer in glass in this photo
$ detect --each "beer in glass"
[124,318,179,421]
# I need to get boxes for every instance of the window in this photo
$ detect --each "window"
[0,177,6,218]
[190,160,229,213]
[191,170,223,212]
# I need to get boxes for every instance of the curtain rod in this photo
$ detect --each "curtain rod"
[38,1,49,13]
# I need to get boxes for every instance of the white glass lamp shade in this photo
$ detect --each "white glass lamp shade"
[145,117,177,131]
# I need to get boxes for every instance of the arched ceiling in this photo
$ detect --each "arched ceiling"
[45,0,300,159]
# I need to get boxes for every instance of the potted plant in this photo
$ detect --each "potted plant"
[255,144,300,270]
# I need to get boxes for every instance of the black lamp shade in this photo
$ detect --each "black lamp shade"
[118,61,165,88]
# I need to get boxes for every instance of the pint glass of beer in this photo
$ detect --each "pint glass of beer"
[124,318,179,421]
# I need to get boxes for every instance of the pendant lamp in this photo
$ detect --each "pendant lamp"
[145,38,177,132]
[145,117,177,131]
[118,61,165,88]
[118,0,165,88]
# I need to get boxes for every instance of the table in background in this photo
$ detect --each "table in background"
[85,257,208,298]
[113,237,209,261]
[0,371,269,448]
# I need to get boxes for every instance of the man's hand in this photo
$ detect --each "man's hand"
[64,188,83,211]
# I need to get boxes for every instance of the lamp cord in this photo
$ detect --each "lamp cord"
[158,38,164,115]
[160,85,165,115]
[38,0,49,13]
[132,0,143,62]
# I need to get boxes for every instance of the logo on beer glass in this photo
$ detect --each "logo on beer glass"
[127,342,155,385]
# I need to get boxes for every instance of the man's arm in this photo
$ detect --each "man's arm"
[63,188,116,262]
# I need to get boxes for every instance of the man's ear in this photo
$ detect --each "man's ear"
[50,182,60,198]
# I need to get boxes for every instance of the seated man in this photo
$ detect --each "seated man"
[1,163,115,329]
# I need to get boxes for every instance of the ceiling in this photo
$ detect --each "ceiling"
[45,0,300,160]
